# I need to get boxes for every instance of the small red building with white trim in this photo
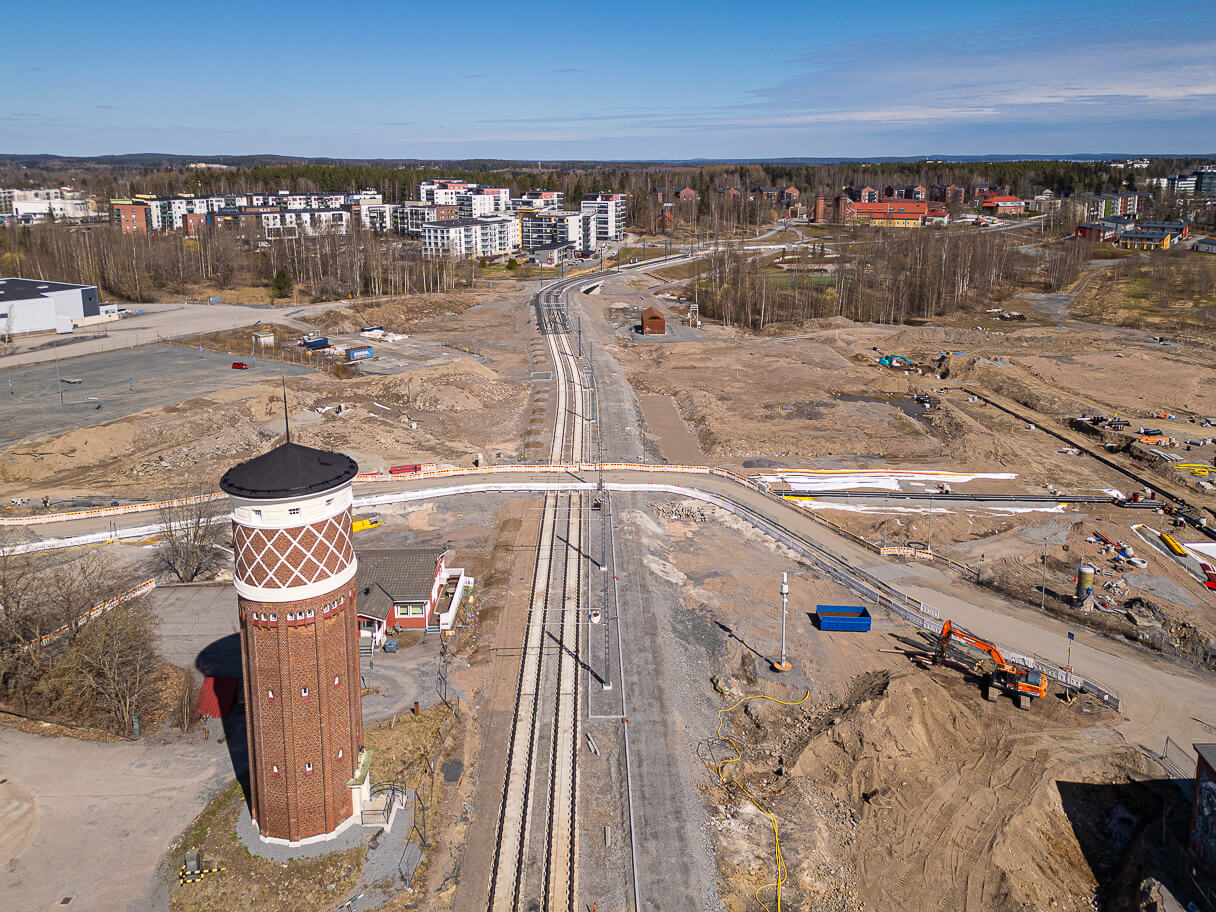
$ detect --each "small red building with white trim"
[355,548,455,639]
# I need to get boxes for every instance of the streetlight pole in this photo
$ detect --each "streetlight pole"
[1040,540,1048,612]
[773,572,791,672]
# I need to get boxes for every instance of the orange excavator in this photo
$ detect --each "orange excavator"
[936,619,1048,709]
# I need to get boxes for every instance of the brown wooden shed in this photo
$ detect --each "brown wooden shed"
[641,306,666,335]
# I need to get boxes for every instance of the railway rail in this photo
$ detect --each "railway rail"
[488,278,589,911]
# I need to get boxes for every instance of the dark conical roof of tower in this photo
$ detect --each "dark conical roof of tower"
[220,442,359,499]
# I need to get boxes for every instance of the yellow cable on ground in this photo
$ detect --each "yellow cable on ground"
[713,688,811,912]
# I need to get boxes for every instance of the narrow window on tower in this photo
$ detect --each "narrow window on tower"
[333,675,340,687]
[271,764,280,777]
[304,762,313,775]
[267,689,274,701]
[306,608,315,619]
[301,687,309,699]
[337,749,344,759]
[269,613,277,623]
[288,507,300,516]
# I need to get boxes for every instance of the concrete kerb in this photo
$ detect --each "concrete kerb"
[233,796,424,902]
[11,466,1121,709]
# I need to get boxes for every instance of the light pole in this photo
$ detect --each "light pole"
[772,572,791,672]
[1040,540,1048,612]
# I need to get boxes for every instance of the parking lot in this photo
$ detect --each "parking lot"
[0,343,312,445]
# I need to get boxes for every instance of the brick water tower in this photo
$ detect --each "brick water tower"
[221,441,366,845]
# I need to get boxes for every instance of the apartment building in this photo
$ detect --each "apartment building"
[885,185,926,200]
[112,199,155,233]
[418,179,473,206]
[580,192,627,241]
[352,202,398,232]
[513,189,564,210]
[520,209,594,252]
[929,184,966,205]
[421,216,520,258]
[844,186,879,203]
[1079,191,1147,220]
[252,209,352,237]
[392,202,458,236]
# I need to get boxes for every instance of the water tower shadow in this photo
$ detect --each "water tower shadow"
[196,633,251,809]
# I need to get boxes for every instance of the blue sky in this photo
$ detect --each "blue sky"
[4,0,1214,159]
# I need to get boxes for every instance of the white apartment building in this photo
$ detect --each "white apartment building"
[419,179,472,206]
[580,192,628,241]
[257,209,351,237]
[520,209,594,252]
[354,202,398,232]
[457,192,498,218]
[456,187,510,218]
[421,216,520,258]
[514,189,564,210]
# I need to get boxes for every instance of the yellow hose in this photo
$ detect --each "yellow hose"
[713,688,811,912]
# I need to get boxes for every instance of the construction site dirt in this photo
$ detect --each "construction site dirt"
[652,498,1192,912]
[588,272,1216,670]
[0,288,538,504]
[5,264,1216,912]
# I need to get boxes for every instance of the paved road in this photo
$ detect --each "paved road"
[0,724,231,912]
[0,299,351,369]
[0,343,312,445]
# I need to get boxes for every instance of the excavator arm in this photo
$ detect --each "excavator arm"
[938,619,1007,669]
[937,619,1047,706]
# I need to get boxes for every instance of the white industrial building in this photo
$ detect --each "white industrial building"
[0,278,101,336]
[580,192,628,241]
[421,216,520,258]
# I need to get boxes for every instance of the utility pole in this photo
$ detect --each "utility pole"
[54,348,63,405]
[1040,540,1048,612]
[772,572,791,672]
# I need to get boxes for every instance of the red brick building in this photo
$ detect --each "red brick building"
[112,200,150,234]
[182,212,208,236]
[222,442,366,846]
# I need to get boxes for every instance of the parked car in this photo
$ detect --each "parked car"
[231,361,249,370]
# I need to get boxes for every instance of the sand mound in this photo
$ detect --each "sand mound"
[786,669,1142,911]
[710,666,1146,912]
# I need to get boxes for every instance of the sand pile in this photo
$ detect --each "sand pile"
[369,358,522,412]
[309,291,500,335]
[710,666,1146,912]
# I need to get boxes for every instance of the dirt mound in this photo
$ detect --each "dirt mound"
[369,358,519,412]
[711,666,1146,912]
[309,291,500,334]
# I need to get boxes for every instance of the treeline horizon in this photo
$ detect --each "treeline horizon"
[2,156,1212,209]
